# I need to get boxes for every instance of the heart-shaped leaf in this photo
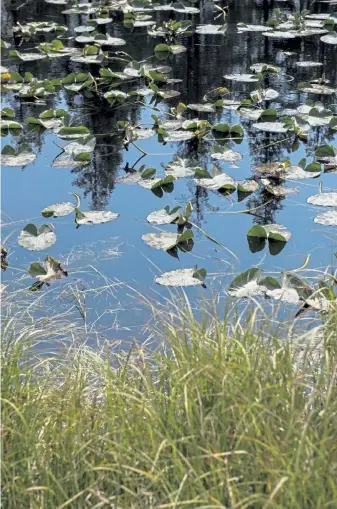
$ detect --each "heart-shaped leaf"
[18,224,56,251]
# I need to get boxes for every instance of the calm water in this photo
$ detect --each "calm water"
[1,0,337,339]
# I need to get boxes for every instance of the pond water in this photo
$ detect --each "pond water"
[1,0,337,339]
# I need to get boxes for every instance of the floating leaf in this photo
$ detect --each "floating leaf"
[314,210,337,226]
[0,119,23,130]
[228,268,266,298]
[63,136,96,156]
[194,173,236,191]
[163,130,195,142]
[155,268,206,287]
[296,61,323,67]
[298,82,336,95]
[147,206,182,225]
[9,50,46,62]
[320,31,337,44]
[195,24,227,34]
[307,192,337,207]
[1,144,36,167]
[238,24,273,32]
[142,230,194,252]
[18,224,56,251]
[224,73,259,82]
[253,122,288,133]
[165,158,201,177]
[28,256,68,291]
[57,126,90,139]
[75,209,119,225]
[211,146,242,162]
[187,103,216,113]
[42,194,80,218]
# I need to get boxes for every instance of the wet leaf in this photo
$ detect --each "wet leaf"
[9,50,46,62]
[142,230,194,252]
[228,268,266,298]
[224,73,259,82]
[1,144,36,167]
[187,103,216,113]
[320,31,337,44]
[18,224,56,251]
[165,158,201,177]
[253,122,288,133]
[194,173,236,191]
[75,209,119,225]
[28,256,68,290]
[155,268,206,287]
[307,192,337,207]
[314,210,337,226]
[57,126,90,139]
[147,206,182,225]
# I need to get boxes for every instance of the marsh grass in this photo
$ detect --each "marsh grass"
[1,291,337,509]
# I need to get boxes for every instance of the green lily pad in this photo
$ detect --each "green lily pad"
[228,268,266,298]
[57,126,90,139]
[28,255,68,290]
[1,144,36,167]
[18,224,56,251]
[0,119,23,130]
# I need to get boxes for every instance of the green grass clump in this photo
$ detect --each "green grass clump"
[2,301,337,509]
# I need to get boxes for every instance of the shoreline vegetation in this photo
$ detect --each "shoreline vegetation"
[2,291,337,508]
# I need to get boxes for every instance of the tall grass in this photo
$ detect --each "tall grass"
[2,293,337,509]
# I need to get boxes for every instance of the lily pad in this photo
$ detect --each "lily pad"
[187,103,216,113]
[253,122,288,133]
[42,197,78,218]
[57,126,90,139]
[75,209,119,225]
[307,192,337,207]
[296,61,323,67]
[0,119,23,130]
[194,173,236,191]
[28,256,68,290]
[163,130,195,142]
[298,83,336,95]
[195,24,227,34]
[165,158,201,177]
[320,31,337,44]
[142,230,194,252]
[9,50,46,62]
[155,268,206,287]
[228,268,266,298]
[314,210,337,226]
[211,147,242,162]
[147,206,182,225]
[238,24,273,32]
[63,136,96,156]
[18,224,56,251]
[223,73,259,83]
[1,144,36,167]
